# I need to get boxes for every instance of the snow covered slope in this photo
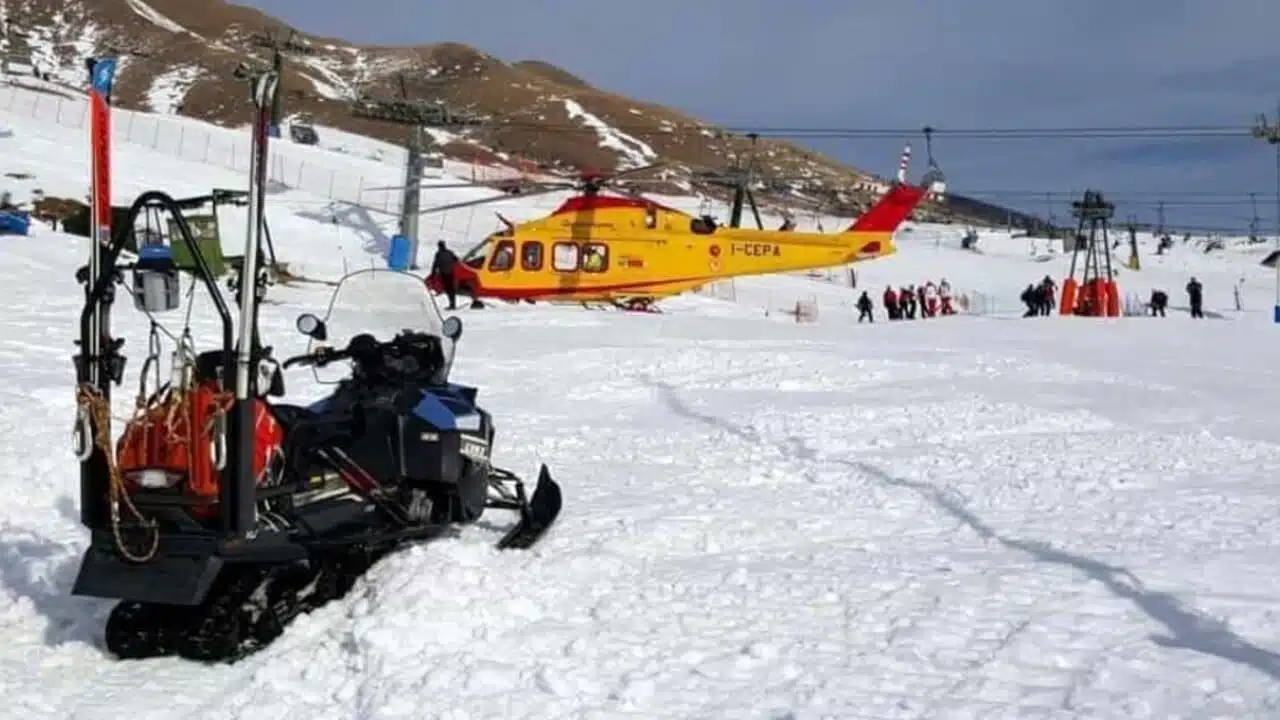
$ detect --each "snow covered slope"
[3,99,1280,719]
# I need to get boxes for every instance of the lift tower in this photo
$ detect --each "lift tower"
[249,27,314,135]
[351,73,482,268]
[1251,107,1280,322]
[1059,189,1119,317]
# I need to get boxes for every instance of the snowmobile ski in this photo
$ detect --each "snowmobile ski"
[496,465,562,550]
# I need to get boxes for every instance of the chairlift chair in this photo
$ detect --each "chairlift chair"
[920,126,947,197]
[288,114,319,146]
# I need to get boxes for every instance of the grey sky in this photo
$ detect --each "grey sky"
[241,0,1280,232]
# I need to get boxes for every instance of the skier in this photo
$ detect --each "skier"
[1149,288,1167,317]
[924,281,939,317]
[1039,275,1057,316]
[430,241,459,310]
[882,285,899,320]
[900,285,916,319]
[916,284,928,318]
[1021,283,1039,317]
[1186,276,1204,318]
[938,278,955,315]
[856,291,875,323]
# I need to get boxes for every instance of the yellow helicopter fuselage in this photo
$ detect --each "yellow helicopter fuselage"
[443,185,926,303]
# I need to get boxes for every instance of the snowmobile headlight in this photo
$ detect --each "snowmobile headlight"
[130,469,181,489]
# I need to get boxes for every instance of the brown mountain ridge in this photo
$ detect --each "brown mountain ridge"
[1,0,966,221]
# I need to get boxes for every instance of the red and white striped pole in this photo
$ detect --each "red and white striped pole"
[896,142,911,184]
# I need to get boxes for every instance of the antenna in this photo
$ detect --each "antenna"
[896,142,911,185]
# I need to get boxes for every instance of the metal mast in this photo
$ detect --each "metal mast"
[249,27,314,135]
[1251,106,1280,322]
[350,72,482,268]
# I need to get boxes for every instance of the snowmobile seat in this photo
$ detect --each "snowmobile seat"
[268,403,332,478]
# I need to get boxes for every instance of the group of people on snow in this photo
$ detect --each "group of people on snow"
[856,280,956,323]
[1020,276,1058,317]
[1145,277,1203,318]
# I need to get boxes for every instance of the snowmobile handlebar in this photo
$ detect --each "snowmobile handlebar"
[280,332,441,381]
[281,344,352,369]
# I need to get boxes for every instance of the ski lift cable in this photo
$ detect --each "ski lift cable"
[948,189,1276,200]
[468,122,1251,140]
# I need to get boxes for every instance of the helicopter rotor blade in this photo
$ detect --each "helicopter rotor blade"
[604,162,666,181]
[361,181,490,193]
[416,185,568,216]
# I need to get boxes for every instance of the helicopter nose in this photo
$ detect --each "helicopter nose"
[455,264,482,291]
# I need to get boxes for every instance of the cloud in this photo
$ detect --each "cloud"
[242,0,1280,231]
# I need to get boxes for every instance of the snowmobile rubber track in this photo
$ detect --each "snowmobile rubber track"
[100,473,561,663]
[103,552,369,663]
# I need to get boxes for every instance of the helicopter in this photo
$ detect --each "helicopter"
[370,147,933,312]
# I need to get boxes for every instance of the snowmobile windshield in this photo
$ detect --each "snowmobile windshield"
[309,268,456,386]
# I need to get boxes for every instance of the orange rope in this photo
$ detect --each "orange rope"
[75,382,237,562]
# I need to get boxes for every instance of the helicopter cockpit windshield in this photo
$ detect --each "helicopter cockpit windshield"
[306,268,459,386]
[461,237,493,270]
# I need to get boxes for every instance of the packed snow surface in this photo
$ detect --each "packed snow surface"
[1,84,1279,719]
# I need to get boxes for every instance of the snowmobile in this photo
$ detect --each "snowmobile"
[68,71,560,663]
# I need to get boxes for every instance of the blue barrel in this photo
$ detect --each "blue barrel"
[0,211,30,236]
[386,234,412,270]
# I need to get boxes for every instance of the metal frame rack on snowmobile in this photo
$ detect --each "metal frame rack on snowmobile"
[68,65,561,663]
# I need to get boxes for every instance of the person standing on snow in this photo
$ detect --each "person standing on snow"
[856,291,875,323]
[1186,277,1204,318]
[882,285,899,320]
[900,285,916,319]
[924,281,939,317]
[1039,275,1057,316]
[916,284,928,317]
[430,241,460,310]
[1149,288,1168,317]
[938,278,955,315]
[1021,283,1040,317]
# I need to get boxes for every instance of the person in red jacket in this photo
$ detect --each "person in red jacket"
[924,281,939,317]
[883,285,899,320]
[938,278,955,315]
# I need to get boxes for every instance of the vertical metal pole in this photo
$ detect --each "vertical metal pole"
[270,48,283,132]
[226,71,276,536]
[1274,101,1280,323]
[403,124,422,268]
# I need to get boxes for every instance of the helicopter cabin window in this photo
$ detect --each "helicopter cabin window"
[690,215,718,235]
[552,242,579,272]
[488,240,515,271]
[582,243,608,272]
[520,241,543,271]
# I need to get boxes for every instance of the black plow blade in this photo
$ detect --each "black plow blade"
[497,465,562,550]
